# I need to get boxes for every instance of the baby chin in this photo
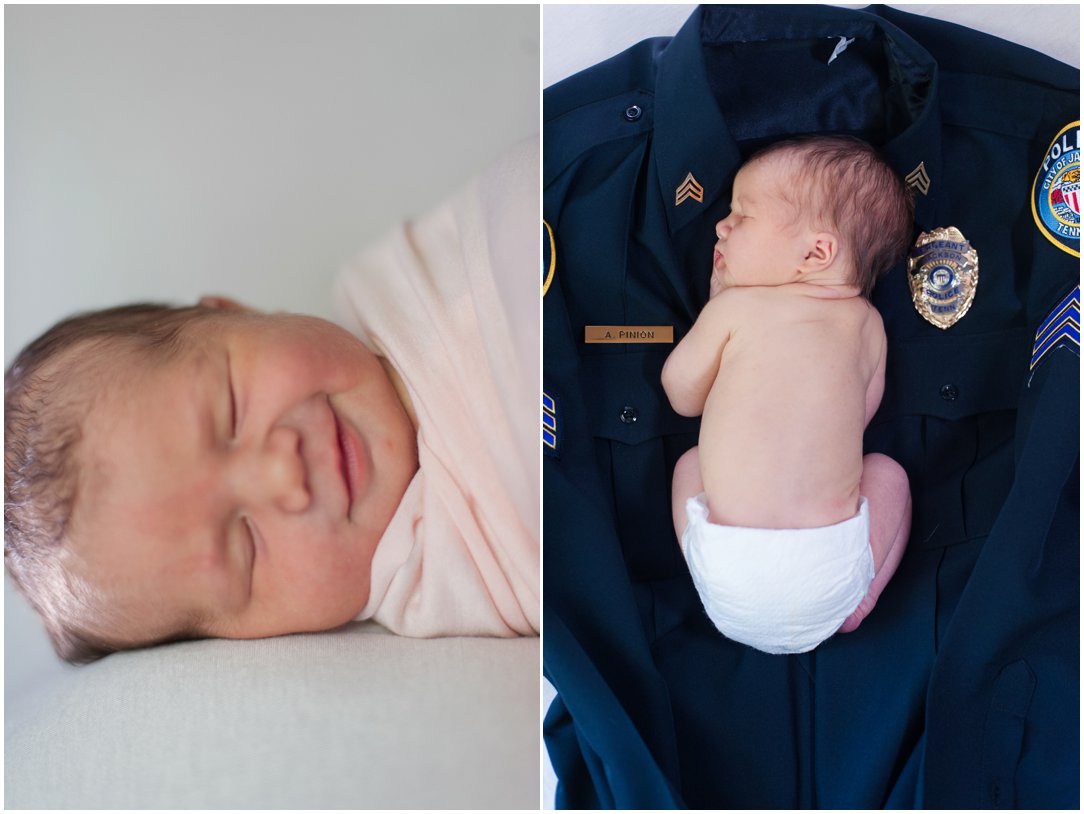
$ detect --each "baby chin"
[709,267,725,299]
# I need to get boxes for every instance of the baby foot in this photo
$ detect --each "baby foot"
[837,591,878,634]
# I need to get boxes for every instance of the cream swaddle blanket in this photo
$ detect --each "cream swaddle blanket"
[335,139,539,637]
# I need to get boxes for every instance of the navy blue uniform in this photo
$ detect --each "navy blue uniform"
[543,5,1078,808]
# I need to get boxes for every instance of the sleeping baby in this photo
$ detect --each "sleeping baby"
[5,140,539,663]
[662,135,914,655]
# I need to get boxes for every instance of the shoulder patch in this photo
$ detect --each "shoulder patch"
[1032,122,1080,257]
[1029,286,1079,384]
[542,220,556,297]
[542,390,559,457]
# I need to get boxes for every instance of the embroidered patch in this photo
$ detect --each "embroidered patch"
[542,391,559,456]
[1032,121,1080,257]
[1029,286,1080,383]
[542,220,555,297]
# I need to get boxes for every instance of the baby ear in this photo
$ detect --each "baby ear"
[799,232,838,273]
[198,295,252,312]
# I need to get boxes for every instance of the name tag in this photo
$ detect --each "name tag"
[584,325,674,344]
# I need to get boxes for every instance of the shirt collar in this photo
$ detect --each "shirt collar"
[654,4,943,234]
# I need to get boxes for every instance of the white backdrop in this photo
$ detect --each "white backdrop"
[5,3,539,706]
[541,3,1079,808]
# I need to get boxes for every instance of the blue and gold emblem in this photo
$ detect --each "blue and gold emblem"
[543,220,556,296]
[1032,121,1080,257]
[908,226,979,329]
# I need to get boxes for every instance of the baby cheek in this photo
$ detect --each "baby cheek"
[293,343,373,394]
[175,544,228,577]
[296,561,371,628]
[291,532,370,594]
[272,344,329,381]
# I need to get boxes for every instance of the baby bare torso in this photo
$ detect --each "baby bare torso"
[699,285,885,529]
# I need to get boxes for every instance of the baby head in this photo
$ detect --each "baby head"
[5,301,418,663]
[711,135,914,297]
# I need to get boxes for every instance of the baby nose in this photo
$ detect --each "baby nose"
[238,426,311,513]
[715,219,729,239]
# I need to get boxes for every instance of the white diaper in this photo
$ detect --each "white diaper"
[681,494,874,655]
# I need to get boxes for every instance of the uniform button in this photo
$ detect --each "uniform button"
[624,104,642,121]
[619,405,638,424]
[940,383,959,402]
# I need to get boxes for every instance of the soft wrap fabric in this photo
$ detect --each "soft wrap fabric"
[336,139,539,637]
[681,495,874,655]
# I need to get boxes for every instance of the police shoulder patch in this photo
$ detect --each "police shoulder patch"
[542,390,559,457]
[1032,121,1080,257]
[543,219,556,297]
[1029,286,1080,384]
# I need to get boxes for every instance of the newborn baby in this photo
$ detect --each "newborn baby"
[6,304,419,651]
[662,136,914,654]
[5,141,539,662]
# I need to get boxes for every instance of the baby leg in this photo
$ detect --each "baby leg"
[838,453,912,634]
[671,446,704,542]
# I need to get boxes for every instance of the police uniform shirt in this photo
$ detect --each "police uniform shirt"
[543,5,1078,809]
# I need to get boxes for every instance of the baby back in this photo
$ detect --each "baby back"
[699,286,884,529]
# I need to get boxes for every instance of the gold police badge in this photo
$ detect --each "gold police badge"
[908,227,979,329]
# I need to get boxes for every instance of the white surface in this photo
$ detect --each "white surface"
[540,3,1079,809]
[5,2,538,706]
[7,622,540,809]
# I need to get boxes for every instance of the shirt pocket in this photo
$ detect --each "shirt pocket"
[868,327,1030,551]
[580,351,699,584]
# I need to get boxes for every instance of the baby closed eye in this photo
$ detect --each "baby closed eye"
[242,516,257,562]
[226,351,239,439]
[239,516,257,598]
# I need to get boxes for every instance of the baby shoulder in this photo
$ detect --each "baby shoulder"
[814,298,884,370]
[699,286,760,327]
[719,286,785,319]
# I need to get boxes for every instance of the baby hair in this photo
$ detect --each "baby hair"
[5,303,218,663]
[748,135,915,298]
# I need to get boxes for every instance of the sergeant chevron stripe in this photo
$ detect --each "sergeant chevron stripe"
[542,391,558,452]
[675,172,704,206]
[1030,286,1080,377]
[905,161,931,195]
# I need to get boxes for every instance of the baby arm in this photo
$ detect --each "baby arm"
[661,296,732,417]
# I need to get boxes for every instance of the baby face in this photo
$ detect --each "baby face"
[69,311,418,644]
[711,159,812,295]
